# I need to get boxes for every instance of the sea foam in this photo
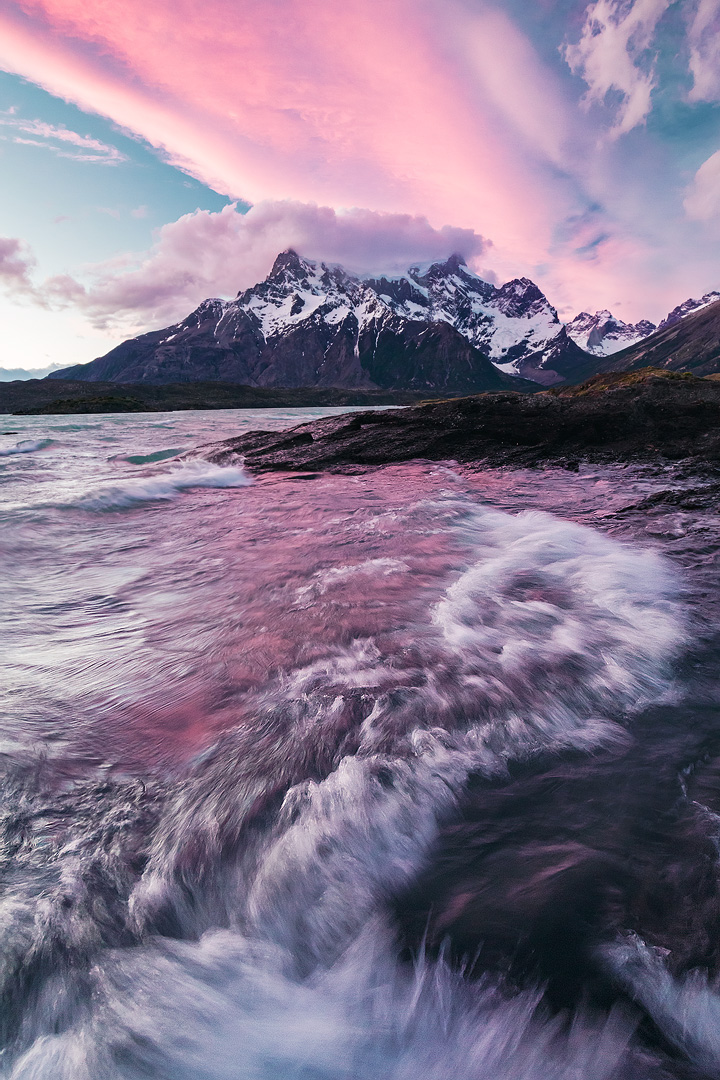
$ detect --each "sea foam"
[68,460,253,510]
[0,438,52,457]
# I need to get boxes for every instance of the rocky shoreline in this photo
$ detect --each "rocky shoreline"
[196,370,720,474]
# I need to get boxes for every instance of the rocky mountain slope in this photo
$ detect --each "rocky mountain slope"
[49,252,585,390]
[574,298,720,380]
[50,252,539,395]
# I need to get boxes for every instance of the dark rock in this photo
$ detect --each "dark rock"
[197,369,720,472]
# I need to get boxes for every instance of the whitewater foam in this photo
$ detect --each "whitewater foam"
[5,921,645,1080]
[432,504,685,735]
[127,500,687,967]
[0,438,52,457]
[1,461,715,1080]
[65,460,253,510]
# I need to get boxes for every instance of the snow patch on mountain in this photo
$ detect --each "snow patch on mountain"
[565,311,657,357]
[658,292,720,330]
[365,257,562,368]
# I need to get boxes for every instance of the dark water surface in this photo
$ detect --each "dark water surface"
[1,409,720,1079]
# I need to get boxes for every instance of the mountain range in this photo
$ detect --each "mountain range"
[49,251,720,392]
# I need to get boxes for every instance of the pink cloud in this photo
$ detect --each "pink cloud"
[0,0,574,271]
[0,236,37,294]
[0,0,708,324]
[562,0,670,137]
[43,201,489,330]
[685,150,720,221]
[687,0,720,103]
[1,202,705,335]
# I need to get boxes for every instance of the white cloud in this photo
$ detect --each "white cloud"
[0,116,125,164]
[684,150,720,220]
[0,201,490,333]
[563,0,670,136]
[687,0,720,102]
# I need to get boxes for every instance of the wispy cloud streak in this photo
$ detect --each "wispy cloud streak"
[687,0,720,103]
[0,114,125,163]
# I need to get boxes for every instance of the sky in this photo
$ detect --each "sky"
[1,0,720,370]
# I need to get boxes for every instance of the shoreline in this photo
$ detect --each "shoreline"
[193,370,720,474]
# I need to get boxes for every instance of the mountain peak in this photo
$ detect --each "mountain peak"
[565,308,657,357]
[268,249,310,280]
[436,252,467,275]
[659,291,720,330]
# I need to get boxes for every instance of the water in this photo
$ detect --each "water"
[1,408,720,1079]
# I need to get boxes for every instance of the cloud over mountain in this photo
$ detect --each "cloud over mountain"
[0,202,490,331]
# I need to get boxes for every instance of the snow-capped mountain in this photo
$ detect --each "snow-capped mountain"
[50,249,717,390]
[565,310,657,357]
[50,251,531,394]
[365,255,563,366]
[50,251,588,389]
[658,292,720,330]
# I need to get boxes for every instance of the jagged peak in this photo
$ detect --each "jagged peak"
[185,297,226,321]
[425,252,468,276]
[405,252,473,281]
[497,277,545,298]
[268,249,314,280]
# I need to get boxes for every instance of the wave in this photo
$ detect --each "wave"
[0,498,714,1078]
[605,935,720,1075]
[128,503,687,950]
[295,556,409,600]
[0,437,52,457]
[5,918,650,1080]
[432,504,685,746]
[66,460,253,510]
[121,448,185,465]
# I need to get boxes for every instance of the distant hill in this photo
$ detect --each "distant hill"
[1,377,540,417]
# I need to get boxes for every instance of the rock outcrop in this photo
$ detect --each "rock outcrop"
[198,370,720,472]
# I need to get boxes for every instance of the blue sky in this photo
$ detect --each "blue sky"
[0,71,231,369]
